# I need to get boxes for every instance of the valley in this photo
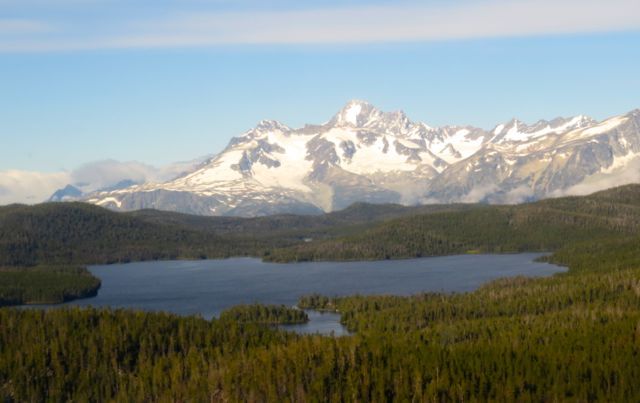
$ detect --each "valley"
[1,184,640,401]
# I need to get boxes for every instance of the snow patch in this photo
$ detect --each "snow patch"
[321,128,426,174]
[498,115,592,145]
[252,132,312,192]
[503,121,529,142]
[581,116,628,137]
[396,138,421,149]
[437,129,484,162]
[344,103,362,126]
[95,197,122,208]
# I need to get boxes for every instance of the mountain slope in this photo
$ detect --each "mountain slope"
[85,101,640,216]
[0,203,234,265]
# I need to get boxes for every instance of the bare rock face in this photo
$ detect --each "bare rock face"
[84,101,640,216]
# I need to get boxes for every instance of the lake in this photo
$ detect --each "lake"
[57,253,565,335]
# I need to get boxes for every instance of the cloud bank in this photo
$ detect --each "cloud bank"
[1,0,639,52]
[550,157,640,198]
[0,170,69,205]
[0,156,210,205]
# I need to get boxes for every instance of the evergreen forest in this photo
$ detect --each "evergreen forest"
[1,185,640,400]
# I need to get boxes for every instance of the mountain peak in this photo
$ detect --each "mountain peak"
[255,119,289,132]
[331,99,381,127]
[342,99,373,110]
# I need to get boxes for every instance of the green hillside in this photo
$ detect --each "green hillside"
[0,202,261,266]
[266,185,640,262]
[0,201,469,267]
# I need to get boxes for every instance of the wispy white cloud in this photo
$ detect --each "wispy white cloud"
[501,185,535,204]
[460,183,499,203]
[70,158,209,191]
[1,0,639,52]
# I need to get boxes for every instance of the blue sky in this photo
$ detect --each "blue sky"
[1,0,639,202]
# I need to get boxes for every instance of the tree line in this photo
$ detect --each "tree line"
[219,304,309,325]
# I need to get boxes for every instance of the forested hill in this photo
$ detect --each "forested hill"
[127,201,472,236]
[0,203,239,266]
[0,201,472,266]
[265,184,640,262]
[2,184,640,266]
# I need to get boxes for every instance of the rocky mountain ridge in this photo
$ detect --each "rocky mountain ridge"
[82,100,640,216]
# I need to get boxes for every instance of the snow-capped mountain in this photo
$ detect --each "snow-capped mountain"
[85,100,640,216]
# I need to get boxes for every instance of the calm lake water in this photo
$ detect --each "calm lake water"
[60,253,564,335]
